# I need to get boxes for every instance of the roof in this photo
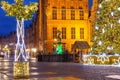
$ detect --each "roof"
[73,41,90,49]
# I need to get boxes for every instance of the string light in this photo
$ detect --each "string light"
[118,19,120,23]
[98,41,102,45]
[95,26,99,30]
[99,4,102,8]
[111,12,114,16]
[97,11,100,14]
[102,28,105,33]
[110,24,113,28]
[97,53,109,64]
[107,46,113,50]
[118,7,120,11]
[91,48,93,50]
[94,36,97,40]
[83,54,120,65]
[114,58,120,65]
[105,0,109,2]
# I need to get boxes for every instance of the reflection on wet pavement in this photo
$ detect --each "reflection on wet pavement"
[106,75,120,79]
[46,77,82,80]
[0,72,10,80]
[0,59,120,80]
[40,72,56,75]
[13,77,82,80]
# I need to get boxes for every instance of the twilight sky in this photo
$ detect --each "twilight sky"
[0,0,92,36]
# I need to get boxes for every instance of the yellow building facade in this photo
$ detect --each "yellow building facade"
[38,0,97,53]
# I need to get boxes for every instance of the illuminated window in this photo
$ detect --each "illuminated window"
[53,27,57,39]
[71,7,75,20]
[61,7,66,20]
[80,28,84,39]
[71,28,75,39]
[62,27,66,39]
[79,7,84,20]
[52,7,57,20]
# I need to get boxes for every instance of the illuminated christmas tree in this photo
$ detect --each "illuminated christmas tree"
[91,0,120,54]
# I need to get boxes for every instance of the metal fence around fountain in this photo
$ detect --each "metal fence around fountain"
[37,54,74,62]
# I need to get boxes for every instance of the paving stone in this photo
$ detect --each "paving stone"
[0,59,120,80]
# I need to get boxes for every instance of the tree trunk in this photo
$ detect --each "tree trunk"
[14,18,28,61]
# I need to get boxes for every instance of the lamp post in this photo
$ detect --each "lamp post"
[3,45,10,59]
[31,48,37,57]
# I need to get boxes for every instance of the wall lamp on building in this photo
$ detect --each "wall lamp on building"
[53,38,57,51]
[54,38,57,42]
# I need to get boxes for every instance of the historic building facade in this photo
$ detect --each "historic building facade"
[38,0,98,53]
[0,0,98,55]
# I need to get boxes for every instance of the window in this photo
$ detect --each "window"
[53,27,57,39]
[80,28,84,39]
[52,7,57,20]
[71,28,75,39]
[79,7,84,20]
[61,7,66,20]
[71,7,75,20]
[62,27,66,39]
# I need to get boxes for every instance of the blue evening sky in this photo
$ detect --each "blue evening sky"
[0,0,92,36]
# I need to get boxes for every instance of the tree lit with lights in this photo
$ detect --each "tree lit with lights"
[91,0,120,54]
[0,0,38,78]
[1,0,38,61]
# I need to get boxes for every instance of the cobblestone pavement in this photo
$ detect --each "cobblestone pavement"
[0,58,120,80]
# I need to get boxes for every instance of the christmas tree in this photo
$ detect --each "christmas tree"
[91,0,120,54]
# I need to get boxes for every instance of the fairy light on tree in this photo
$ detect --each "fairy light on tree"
[1,0,38,61]
[0,0,38,78]
[91,0,120,54]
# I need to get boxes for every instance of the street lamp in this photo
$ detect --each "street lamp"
[31,48,37,57]
[3,45,10,58]
[53,38,57,52]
